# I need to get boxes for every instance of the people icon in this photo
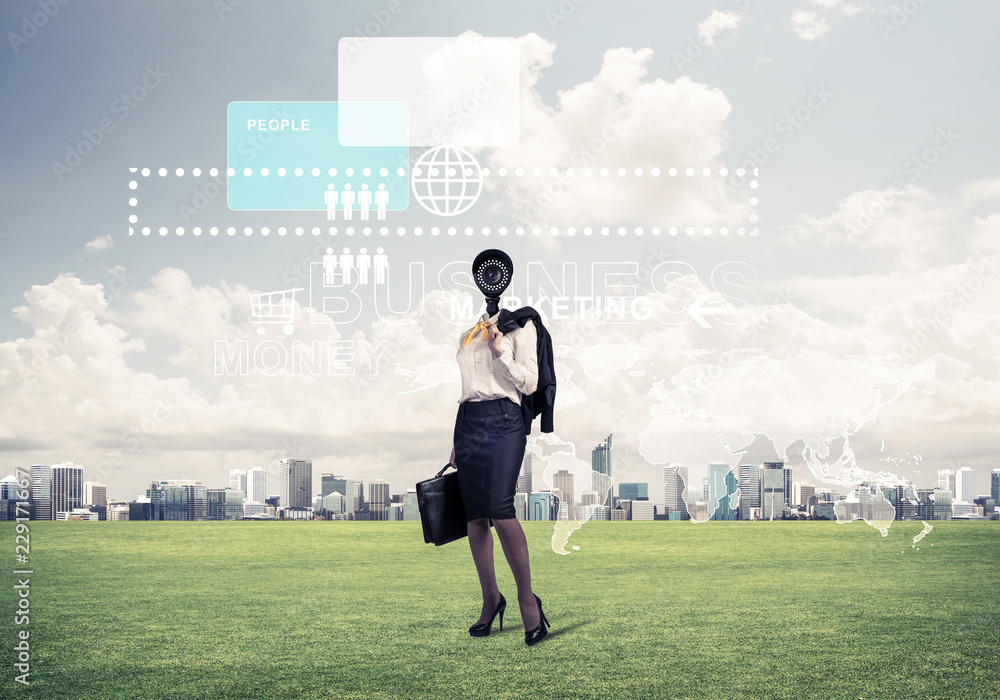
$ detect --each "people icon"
[341,183,355,220]
[375,183,389,220]
[356,247,371,285]
[340,247,355,284]
[374,246,388,285]
[324,184,338,221]
[323,247,338,285]
[358,183,373,221]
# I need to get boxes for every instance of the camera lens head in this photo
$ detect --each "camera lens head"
[472,249,513,296]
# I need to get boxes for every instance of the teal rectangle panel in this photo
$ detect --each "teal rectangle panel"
[227,101,409,211]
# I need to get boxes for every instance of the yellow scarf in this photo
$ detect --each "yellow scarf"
[461,320,492,346]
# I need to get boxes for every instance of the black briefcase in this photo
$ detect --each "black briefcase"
[417,463,468,546]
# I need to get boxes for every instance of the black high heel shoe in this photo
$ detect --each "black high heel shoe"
[469,593,506,637]
[524,593,550,646]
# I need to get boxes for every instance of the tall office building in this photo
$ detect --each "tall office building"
[83,482,107,507]
[322,491,345,515]
[517,454,533,494]
[792,483,816,508]
[663,465,690,519]
[619,483,648,501]
[761,462,787,520]
[529,492,557,521]
[514,492,528,521]
[992,469,1000,503]
[737,464,761,520]
[368,479,390,520]
[207,488,244,520]
[591,434,614,508]
[552,469,575,520]
[955,467,975,503]
[229,469,247,497]
[322,476,364,514]
[279,459,313,509]
[403,489,419,521]
[247,467,266,503]
[707,463,738,521]
[320,474,337,498]
[164,480,208,520]
[30,465,52,520]
[937,469,956,496]
[163,484,188,520]
[51,463,84,518]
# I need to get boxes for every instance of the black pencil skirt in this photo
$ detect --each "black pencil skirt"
[452,397,526,522]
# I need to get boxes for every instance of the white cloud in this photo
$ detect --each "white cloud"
[484,34,749,228]
[5,186,1000,501]
[792,1,873,41]
[697,10,743,48]
[780,184,953,271]
[84,234,114,254]
[791,10,831,40]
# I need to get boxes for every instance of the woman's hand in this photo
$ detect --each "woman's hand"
[450,446,456,466]
[487,324,504,358]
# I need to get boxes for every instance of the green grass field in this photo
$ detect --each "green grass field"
[2,520,998,699]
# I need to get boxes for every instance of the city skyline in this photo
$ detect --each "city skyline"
[11,459,996,522]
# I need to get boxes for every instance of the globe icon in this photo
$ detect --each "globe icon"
[411,146,483,216]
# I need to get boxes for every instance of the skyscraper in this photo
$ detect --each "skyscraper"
[517,454,533,494]
[165,480,208,520]
[279,459,312,509]
[368,479,390,520]
[51,463,84,518]
[247,467,266,503]
[663,465,690,519]
[591,434,614,508]
[30,465,52,520]
[792,483,816,508]
[992,469,1000,503]
[937,469,956,496]
[955,467,975,503]
[403,489,419,521]
[229,469,247,497]
[619,483,648,501]
[83,482,107,507]
[707,463,738,521]
[552,469,575,520]
[529,492,556,521]
[738,464,761,520]
[761,462,787,520]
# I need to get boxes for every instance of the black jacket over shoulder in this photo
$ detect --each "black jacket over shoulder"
[496,306,556,435]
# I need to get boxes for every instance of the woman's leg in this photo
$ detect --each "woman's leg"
[467,517,501,624]
[492,517,540,630]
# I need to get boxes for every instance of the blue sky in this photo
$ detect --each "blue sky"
[2,0,999,503]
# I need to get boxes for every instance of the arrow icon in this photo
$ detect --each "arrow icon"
[688,293,737,328]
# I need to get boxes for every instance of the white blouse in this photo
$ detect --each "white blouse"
[456,311,539,405]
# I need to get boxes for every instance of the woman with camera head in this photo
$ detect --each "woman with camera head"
[449,250,553,646]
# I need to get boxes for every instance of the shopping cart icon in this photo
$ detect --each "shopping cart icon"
[249,287,304,335]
